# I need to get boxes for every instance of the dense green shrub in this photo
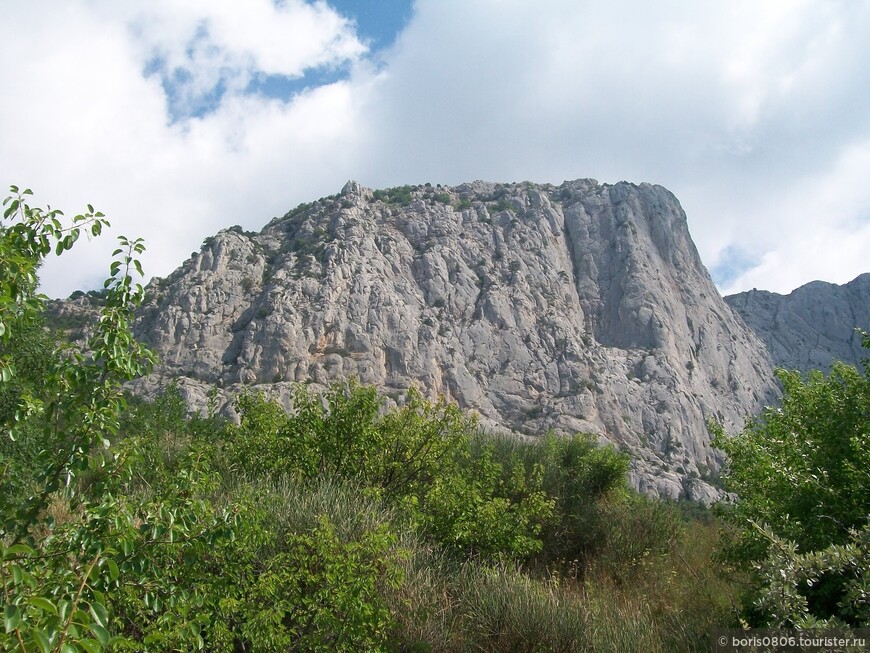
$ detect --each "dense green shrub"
[410,441,554,560]
[713,332,870,626]
[372,185,415,206]
[236,517,399,652]
[227,382,553,561]
[0,317,58,505]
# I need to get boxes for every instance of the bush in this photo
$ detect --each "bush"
[411,441,554,560]
[228,382,554,562]
[713,331,870,626]
[0,188,233,652]
[234,516,399,652]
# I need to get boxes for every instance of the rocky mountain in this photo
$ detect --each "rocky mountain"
[114,179,778,503]
[725,274,870,373]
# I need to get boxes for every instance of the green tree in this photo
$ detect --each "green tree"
[1,187,228,652]
[713,330,870,626]
[0,316,56,503]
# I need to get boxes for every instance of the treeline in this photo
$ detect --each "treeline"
[2,187,868,652]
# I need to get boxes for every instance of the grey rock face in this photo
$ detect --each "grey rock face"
[725,274,870,373]
[130,179,778,502]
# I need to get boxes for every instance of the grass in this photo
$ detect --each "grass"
[210,449,739,651]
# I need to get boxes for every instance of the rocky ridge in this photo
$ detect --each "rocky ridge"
[725,274,870,373]
[119,179,779,503]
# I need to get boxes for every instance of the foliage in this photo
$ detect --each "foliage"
[388,513,735,653]
[0,188,225,652]
[372,185,415,206]
[1,184,750,651]
[229,382,554,561]
[433,192,452,205]
[0,317,56,503]
[84,414,402,652]
[514,433,633,567]
[236,517,399,652]
[410,439,554,560]
[0,317,53,425]
[713,330,870,626]
[750,522,870,628]
[107,477,400,652]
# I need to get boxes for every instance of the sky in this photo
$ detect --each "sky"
[1,0,868,299]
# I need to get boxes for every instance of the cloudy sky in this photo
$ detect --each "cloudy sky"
[2,0,868,298]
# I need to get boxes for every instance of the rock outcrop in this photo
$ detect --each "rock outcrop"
[125,179,778,503]
[725,274,870,373]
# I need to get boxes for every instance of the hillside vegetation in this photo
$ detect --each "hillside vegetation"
[2,188,867,651]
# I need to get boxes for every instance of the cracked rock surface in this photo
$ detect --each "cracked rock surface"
[119,179,782,502]
[726,274,870,374]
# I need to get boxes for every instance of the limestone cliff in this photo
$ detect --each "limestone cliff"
[725,274,870,373]
[125,179,777,502]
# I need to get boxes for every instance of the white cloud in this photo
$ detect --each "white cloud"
[1,0,369,296]
[126,0,367,115]
[1,0,868,298]
[718,139,870,294]
[356,0,870,294]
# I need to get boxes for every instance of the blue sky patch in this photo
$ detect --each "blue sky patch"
[327,0,414,51]
[245,63,353,102]
[711,245,759,289]
[144,56,224,122]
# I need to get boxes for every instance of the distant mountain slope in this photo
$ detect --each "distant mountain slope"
[725,274,870,373]
[121,179,777,503]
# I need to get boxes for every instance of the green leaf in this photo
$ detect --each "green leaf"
[7,542,37,556]
[58,599,71,623]
[3,198,19,219]
[4,604,21,632]
[29,597,57,615]
[78,640,102,653]
[72,609,91,625]
[89,601,109,629]
[106,559,120,582]
[32,630,52,653]
[89,623,110,647]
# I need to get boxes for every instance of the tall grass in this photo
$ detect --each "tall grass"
[244,475,395,542]
[385,515,737,652]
